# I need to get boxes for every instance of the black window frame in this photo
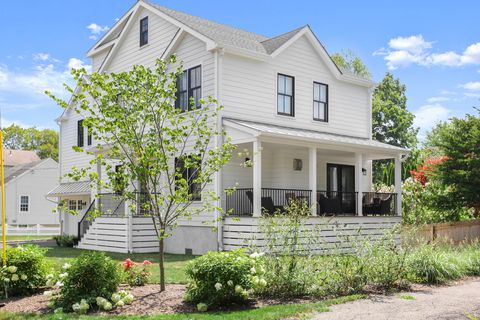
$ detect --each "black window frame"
[139,17,149,47]
[277,73,295,117]
[313,82,329,122]
[174,155,202,201]
[77,120,84,147]
[20,195,29,212]
[175,65,202,112]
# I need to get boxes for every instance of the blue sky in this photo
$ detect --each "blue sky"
[0,0,479,140]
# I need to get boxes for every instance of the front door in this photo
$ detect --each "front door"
[327,164,356,213]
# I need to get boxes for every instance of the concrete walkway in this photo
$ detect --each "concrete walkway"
[312,278,480,320]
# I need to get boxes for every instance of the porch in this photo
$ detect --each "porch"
[222,119,408,218]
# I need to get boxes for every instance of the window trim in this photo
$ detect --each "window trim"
[277,73,295,117]
[175,65,202,112]
[174,156,202,201]
[139,16,149,47]
[313,82,329,122]
[19,195,29,212]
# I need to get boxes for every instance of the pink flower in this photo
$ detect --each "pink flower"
[123,258,135,270]
[142,260,152,266]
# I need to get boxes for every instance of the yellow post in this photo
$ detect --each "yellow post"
[0,130,6,266]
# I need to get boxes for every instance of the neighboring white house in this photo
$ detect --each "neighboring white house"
[2,150,60,234]
[50,0,408,254]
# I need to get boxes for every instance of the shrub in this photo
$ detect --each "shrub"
[55,251,121,311]
[0,245,49,297]
[122,258,152,286]
[406,245,462,283]
[53,235,79,247]
[185,250,266,307]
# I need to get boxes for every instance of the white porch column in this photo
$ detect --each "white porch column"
[308,147,317,216]
[355,153,363,216]
[253,139,262,217]
[395,154,402,216]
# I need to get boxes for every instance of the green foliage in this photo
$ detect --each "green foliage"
[0,245,49,297]
[122,258,152,286]
[3,124,59,161]
[56,251,121,311]
[47,55,235,291]
[53,235,79,248]
[331,50,372,79]
[257,200,319,297]
[426,110,480,216]
[185,250,266,307]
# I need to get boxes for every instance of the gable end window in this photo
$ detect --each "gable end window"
[77,120,84,147]
[313,82,328,122]
[175,65,202,112]
[175,156,201,201]
[20,195,29,212]
[140,17,148,46]
[277,74,294,116]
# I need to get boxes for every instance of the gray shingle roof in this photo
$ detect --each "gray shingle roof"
[4,161,42,184]
[47,181,91,197]
[148,1,307,55]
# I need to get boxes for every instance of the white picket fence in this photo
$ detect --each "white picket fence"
[0,224,61,236]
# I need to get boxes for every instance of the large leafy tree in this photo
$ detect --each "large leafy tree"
[47,56,234,291]
[331,50,372,80]
[3,124,59,161]
[426,110,480,216]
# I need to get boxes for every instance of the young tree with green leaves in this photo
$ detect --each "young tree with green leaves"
[331,50,372,80]
[47,56,234,291]
[426,109,480,216]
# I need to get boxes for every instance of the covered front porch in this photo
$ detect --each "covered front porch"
[222,119,407,218]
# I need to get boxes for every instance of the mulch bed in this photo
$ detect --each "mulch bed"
[0,284,321,316]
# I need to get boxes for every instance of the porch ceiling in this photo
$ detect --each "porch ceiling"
[224,118,409,158]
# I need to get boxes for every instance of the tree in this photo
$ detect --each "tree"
[372,73,419,184]
[331,50,372,79]
[426,110,480,216]
[47,56,234,291]
[2,124,59,161]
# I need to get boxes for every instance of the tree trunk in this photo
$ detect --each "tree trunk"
[159,237,165,292]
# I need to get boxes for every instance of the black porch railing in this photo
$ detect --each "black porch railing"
[77,200,96,240]
[225,188,312,216]
[362,192,397,216]
[316,191,358,216]
[97,193,125,216]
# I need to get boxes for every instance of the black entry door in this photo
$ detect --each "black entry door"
[326,164,356,214]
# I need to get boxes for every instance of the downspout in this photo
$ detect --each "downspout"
[214,48,225,251]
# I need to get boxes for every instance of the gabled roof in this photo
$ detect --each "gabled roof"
[47,181,91,197]
[3,149,41,167]
[4,158,58,184]
[261,26,305,54]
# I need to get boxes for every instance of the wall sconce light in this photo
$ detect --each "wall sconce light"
[362,168,367,176]
[245,157,250,162]
[293,159,303,171]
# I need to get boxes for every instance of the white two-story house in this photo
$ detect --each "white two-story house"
[49,0,408,254]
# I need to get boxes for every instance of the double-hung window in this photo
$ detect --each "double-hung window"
[77,120,92,147]
[175,156,201,201]
[313,82,328,122]
[140,17,148,46]
[175,65,202,111]
[277,74,294,116]
[20,196,29,212]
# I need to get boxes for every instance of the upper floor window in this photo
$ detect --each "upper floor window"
[140,17,148,47]
[20,195,29,212]
[313,82,328,122]
[175,155,201,201]
[77,120,84,147]
[277,74,294,116]
[77,120,92,147]
[175,65,202,112]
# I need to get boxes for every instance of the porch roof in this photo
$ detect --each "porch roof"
[223,118,409,155]
[47,181,91,197]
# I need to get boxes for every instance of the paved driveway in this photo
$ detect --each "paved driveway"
[312,278,480,320]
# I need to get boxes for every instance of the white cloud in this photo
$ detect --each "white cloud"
[87,23,109,40]
[414,103,451,138]
[427,96,450,103]
[375,35,480,70]
[33,53,50,61]
[460,81,480,91]
[67,58,92,73]
[464,92,480,98]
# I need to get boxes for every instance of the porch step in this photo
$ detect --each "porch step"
[76,216,129,253]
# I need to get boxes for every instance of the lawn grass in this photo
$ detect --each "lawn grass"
[5,236,54,241]
[0,294,364,320]
[43,246,195,284]
[399,294,416,300]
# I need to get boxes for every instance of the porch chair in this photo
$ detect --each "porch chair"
[318,194,342,216]
[245,190,283,215]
